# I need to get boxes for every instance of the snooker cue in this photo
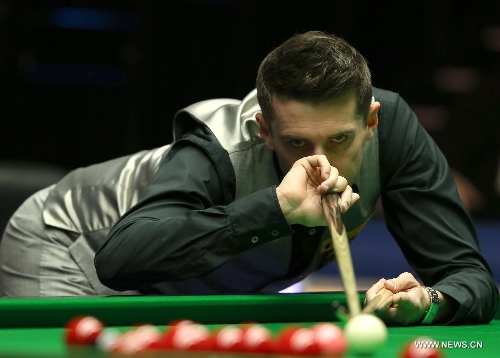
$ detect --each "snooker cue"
[331,301,350,322]
[322,194,361,316]
[361,287,393,314]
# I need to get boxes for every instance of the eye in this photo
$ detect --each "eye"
[330,135,347,143]
[289,138,306,147]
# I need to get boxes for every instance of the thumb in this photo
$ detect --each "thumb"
[384,272,416,293]
[392,291,412,306]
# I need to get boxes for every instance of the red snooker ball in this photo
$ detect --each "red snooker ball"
[148,321,211,351]
[400,337,443,358]
[168,319,195,327]
[312,322,348,357]
[170,323,213,351]
[277,326,320,355]
[213,325,245,352]
[65,316,104,345]
[241,324,274,353]
[113,324,162,354]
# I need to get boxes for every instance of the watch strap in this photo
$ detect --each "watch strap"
[422,286,440,324]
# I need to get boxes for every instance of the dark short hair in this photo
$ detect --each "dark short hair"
[256,31,373,121]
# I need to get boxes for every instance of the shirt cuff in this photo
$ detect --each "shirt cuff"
[228,186,293,250]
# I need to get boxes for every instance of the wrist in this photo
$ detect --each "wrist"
[276,187,299,225]
[421,286,440,324]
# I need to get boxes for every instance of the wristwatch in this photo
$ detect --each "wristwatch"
[421,286,440,324]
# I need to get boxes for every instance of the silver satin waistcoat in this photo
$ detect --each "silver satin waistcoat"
[42,89,380,294]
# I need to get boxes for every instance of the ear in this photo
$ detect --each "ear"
[256,112,275,150]
[364,101,380,141]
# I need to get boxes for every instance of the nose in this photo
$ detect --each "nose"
[313,146,326,156]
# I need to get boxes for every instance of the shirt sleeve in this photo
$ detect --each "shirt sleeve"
[378,91,499,324]
[95,124,292,291]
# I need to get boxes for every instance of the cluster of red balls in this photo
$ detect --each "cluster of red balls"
[65,316,349,356]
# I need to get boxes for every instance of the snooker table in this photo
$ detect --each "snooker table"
[0,292,498,358]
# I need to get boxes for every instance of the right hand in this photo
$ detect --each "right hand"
[276,155,360,227]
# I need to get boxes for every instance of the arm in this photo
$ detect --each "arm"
[376,91,498,324]
[95,125,292,291]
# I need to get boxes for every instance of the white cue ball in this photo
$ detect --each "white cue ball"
[344,313,387,355]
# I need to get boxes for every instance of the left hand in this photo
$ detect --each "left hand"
[365,272,429,325]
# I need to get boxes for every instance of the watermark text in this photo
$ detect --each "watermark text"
[414,340,483,349]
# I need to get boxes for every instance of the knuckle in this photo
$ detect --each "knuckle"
[400,271,413,280]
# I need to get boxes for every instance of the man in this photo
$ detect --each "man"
[1,31,497,326]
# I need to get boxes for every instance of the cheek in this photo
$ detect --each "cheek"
[325,141,365,182]
[333,149,364,184]
[278,154,297,174]
[273,145,301,174]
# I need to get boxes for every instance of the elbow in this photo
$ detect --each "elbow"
[94,249,128,292]
[94,221,140,291]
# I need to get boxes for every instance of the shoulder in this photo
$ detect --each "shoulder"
[373,87,413,120]
[173,90,262,152]
[373,87,418,141]
[373,87,400,102]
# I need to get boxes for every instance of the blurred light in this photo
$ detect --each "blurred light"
[481,26,500,52]
[279,281,303,293]
[28,63,125,86]
[410,105,448,132]
[433,66,480,94]
[48,7,135,32]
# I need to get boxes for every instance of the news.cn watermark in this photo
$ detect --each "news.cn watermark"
[415,340,484,349]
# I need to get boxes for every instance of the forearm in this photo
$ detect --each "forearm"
[376,91,498,325]
[434,290,459,324]
[434,270,499,324]
[95,187,292,291]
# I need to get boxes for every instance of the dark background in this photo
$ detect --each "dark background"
[1,0,499,219]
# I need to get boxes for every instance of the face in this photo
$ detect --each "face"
[256,94,380,184]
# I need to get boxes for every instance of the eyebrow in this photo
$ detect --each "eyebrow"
[279,129,356,141]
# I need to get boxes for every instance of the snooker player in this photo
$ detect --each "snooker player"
[1,31,498,326]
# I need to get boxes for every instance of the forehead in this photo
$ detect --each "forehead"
[270,94,362,133]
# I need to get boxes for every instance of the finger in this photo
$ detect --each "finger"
[391,291,422,315]
[339,185,352,213]
[320,166,339,192]
[331,174,347,193]
[392,291,410,305]
[300,156,332,188]
[317,156,333,181]
[385,272,418,293]
[384,279,397,293]
[365,278,387,301]
[304,155,332,181]
[298,159,323,187]
[362,287,393,314]
[375,292,394,313]
[385,292,429,325]
[378,306,402,325]
[319,171,345,195]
